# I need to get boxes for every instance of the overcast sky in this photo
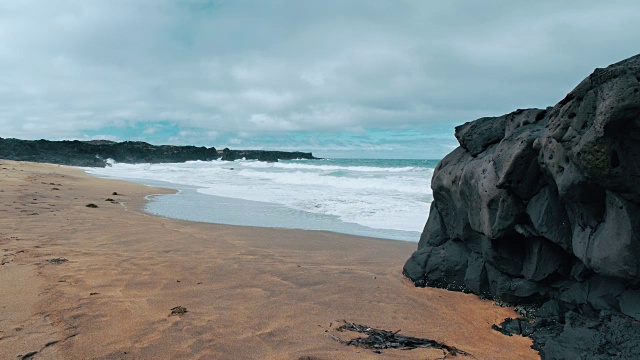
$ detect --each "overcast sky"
[1,0,639,158]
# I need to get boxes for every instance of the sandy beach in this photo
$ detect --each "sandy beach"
[0,160,538,359]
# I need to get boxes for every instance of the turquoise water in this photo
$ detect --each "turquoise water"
[85,158,440,242]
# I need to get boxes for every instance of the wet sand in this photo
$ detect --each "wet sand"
[0,160,538,359]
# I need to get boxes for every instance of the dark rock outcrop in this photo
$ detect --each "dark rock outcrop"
[0,139,318,166]
[220,148,316,162]
[404,54,640,358]
[493,311,640,359]
[0,139,220,166]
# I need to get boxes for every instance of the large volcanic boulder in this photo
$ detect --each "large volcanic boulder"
[404,54,640,358]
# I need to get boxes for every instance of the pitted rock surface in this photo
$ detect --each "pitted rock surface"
[405,53,640,359]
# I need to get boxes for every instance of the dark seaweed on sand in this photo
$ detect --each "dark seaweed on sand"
[332,321,471,356]
[170,306,188,316]
[48,258,68,264]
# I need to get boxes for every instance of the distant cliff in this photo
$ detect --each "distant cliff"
[220,147,316,162]
[404,53,640,358]
[0,138,318,166]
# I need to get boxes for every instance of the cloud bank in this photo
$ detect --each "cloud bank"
[1,0,639,157]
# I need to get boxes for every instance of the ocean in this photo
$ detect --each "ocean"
[84,158,439,242]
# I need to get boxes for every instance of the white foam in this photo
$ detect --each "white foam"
[85,159,434,233]
[238,160,419,172]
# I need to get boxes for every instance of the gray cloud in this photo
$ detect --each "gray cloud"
[1,0,639,151]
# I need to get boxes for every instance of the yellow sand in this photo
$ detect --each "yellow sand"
[0,160,538,359]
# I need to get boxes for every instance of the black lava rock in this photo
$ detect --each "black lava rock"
[0,139,318,166]
[404,53,640,359]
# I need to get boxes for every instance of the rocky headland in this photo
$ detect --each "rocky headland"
[219,147,316,162]
[0,138,317,166]
[404,53,640,359]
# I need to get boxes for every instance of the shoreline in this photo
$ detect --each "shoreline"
[84,172,422,243]
[0,160,538,359]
